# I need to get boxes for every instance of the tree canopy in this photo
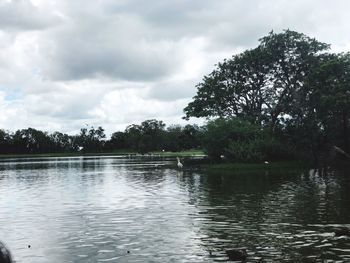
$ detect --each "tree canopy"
[184,30,330,130]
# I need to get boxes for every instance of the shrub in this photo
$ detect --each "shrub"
[202,118,296,162]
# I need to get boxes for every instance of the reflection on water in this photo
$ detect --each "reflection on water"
[0,156,349,262]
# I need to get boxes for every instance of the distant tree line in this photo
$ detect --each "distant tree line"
[184,30,350,164]
[0,121,202,155]
[105,120,201,154]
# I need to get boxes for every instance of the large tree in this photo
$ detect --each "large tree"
[293,53,350,152]
[184,30,329,131]
[0,129,12,154]
[50,132,75,152]
[124,119,166,153]
[12,128,54,154]
[75,126,106,152]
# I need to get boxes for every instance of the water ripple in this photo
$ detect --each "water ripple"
[0,157,349,262]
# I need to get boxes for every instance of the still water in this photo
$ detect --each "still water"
[0,156,349,262]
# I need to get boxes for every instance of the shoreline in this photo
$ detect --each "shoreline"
[203,161,310,173]
[1,153,348,172]
[0,150,205,159]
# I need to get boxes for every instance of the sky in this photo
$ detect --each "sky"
[0,0,350,135]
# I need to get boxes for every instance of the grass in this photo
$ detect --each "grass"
[204,161,309,173]
[150,149,205,157]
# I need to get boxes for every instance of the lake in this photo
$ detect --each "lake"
[0,156,349,262]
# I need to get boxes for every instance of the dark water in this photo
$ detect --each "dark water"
[0,156,349,262]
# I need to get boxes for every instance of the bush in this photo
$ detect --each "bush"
[226,137,296,162]
[226,138,265,162]
[202,118,296,162]
[202,118,261,160]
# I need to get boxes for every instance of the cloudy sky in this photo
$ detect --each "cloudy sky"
[0,0,349,135]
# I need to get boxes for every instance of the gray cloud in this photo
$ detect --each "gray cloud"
[35,0,350,83]
[147,79,199,101]
[38,0,350,83]
[0,0,60,31]
[39,12,182,81]
[0,0,350,134]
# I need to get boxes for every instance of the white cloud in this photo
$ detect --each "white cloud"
[0,0,350,135]
[88,88,192,132]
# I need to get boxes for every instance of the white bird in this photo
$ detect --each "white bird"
[177,157,183,169]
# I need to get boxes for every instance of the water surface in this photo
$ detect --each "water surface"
[0,156,349,262]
